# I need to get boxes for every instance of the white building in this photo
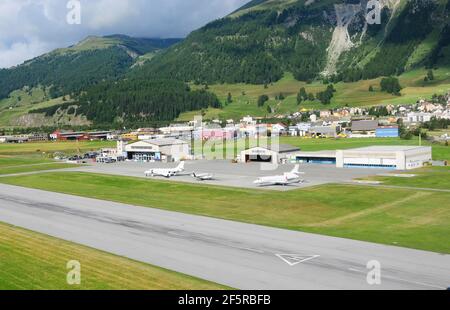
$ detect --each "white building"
[240,144,300,164]
[405,112,433,124]
[271,123,287,135]
[122,138,190,162]
[336,146,432,170]
[241,116,257,125]
[159,124,193,135]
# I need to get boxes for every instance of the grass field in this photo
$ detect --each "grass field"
[0,163,76,176]
[179,69,450,121]
[0,156,51,167]
[0,222,228,290]
[0,141,115,156]
[0,156,77,175]
[1,172,449,254]
[363,166,450,190]
[0,87,73,128]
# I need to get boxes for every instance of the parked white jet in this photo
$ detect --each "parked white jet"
[253,165,304,186]
[145,162,185,178]
[191,173,214,181]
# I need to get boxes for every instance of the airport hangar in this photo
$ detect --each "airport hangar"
[119,138,190,162]
[294,146,432,170]
[240,144,301,164]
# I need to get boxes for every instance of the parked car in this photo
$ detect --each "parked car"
[96,156,117,164]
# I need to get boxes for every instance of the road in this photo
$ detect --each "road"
[0,184,449,290]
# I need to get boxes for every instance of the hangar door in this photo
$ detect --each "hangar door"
[246,155,272,163]
[343,157,396,169]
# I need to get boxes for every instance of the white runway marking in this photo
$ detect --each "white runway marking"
[276,254,321,266]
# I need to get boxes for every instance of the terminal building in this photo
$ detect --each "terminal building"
[293,146,432,170]
[119,138,190,162]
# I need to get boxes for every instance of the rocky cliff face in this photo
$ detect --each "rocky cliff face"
[141,0,448,83]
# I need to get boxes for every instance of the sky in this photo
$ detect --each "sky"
[0,0,249,68]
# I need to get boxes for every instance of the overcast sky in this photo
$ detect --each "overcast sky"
[0,0,249,68]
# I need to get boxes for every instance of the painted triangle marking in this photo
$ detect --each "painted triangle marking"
[276,254,320,266]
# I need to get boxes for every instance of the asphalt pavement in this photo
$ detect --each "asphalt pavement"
[0,184,449,290]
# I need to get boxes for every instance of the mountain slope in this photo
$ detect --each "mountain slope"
[138,0,450,84]
[0,35,181,100]
[29,79,221,127]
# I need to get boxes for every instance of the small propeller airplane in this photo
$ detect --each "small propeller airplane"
[253,165,305,187]
[145,162,185,178]
[191,172,214,181]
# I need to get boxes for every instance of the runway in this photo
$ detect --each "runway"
[0,184,449,290]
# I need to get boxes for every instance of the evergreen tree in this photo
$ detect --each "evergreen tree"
[380,77,402,95]
[299,87,308,101]
[257,95,269,107]
[276,93,285,100]
[296,92,303,105]
[227,92,233,104]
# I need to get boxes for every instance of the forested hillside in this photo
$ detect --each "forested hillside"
[30,80,221,126]
[2,0,450,128]
[0,35,180,100]
[138,0,450,84]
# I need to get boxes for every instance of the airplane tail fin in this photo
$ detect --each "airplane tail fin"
[291,164,301,175]
[178,161,185,171]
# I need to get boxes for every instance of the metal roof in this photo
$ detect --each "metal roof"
[347,146,431,152]
[247,144,300,153]
[295,150,337,158]
[142,138,188,146]
[310,126,336,134]
[351,120,379,131]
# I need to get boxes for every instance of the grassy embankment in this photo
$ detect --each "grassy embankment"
[0,222,229,290]
[363,166,450,190]
[179,68,450,121]
[0,141,114,175]
[0,141,115,156]
[1,170,449,254]
[0,158,75,175]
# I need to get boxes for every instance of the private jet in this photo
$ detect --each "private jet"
[191,173,214,181]
[145,162,185,178]
[253,165,305,187]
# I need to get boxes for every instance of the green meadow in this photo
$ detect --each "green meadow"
[0,222,228,290]
[179,69,450,121]
[0,141,115,156]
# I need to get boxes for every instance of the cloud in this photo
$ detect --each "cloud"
[0,39,55,68]
[0,0,249,68]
